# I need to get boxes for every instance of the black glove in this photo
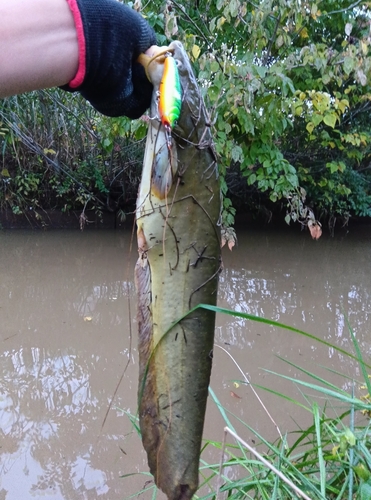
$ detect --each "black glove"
[62,0,156,118]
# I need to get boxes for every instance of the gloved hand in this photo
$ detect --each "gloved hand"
[62,0,156,118]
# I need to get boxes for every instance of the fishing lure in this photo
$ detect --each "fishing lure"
[158,53,182,149]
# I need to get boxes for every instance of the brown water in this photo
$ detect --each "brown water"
[0,226,370,499]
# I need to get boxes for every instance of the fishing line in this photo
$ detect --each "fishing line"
[139,47,175,83]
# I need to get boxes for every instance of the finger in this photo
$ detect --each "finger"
[145,45,169,58]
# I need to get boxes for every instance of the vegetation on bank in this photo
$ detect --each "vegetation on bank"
[0,91,147,226]
[123,309,371,499]
[1,0,371,232]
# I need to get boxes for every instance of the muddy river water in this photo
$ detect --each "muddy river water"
[0,224,371,499]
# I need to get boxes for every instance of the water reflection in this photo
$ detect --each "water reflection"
[0,227,371,499]
[206,227,371,451]
[0,231,145,500]
[0,345,115,500]
[218,228,371,352]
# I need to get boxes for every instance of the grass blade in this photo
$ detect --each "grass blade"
[313,403,326,498]
[346,318,371,397]
[263,369,371,410]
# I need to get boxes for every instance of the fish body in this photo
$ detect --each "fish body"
[135,42,221,500]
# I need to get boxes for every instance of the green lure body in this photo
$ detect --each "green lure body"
[159,54,182,130]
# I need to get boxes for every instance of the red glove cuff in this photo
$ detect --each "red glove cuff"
[65,0,86,88]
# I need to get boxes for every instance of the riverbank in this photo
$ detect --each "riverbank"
[2,206,370,236]
[0,207,135,230]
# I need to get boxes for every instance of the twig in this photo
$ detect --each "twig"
[325,0,363,16]
[170,0,211,46]
[348,382,355,500]
[216,425,228,500]
[169,0,224,74]
[263,14,281,66]
[40,89,98,140]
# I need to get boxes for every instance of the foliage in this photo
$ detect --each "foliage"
[0,90,145,223]
[2,1,371,229]
[200,390,370,500]
[139,0,371,229]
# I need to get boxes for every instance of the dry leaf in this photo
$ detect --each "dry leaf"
[221,227,237,250]
[165,11,178,38]
[192,44,201,60]
[308,220,322,240]
[230,391,241,399]
[345,22,352,36]
[133,0,142,11]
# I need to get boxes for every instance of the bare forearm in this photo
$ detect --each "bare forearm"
[0,0,78,97]
[0,0,157,118]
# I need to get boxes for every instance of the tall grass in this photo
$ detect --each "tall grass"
[122,308,371,500]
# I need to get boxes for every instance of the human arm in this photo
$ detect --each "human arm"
[0,0,78,97]
[0,0,157,118]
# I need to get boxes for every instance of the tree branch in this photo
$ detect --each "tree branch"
[325,0,363,16]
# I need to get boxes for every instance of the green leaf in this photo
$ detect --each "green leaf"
[343,56,355,75]
[247,173,256,185]
[210,61,219,73]
[286,174,298,188]
[228,0,240,17]
[270,192,278,202]
[338,161,346,172]
[231,145,243,163]
[343,427,356,446]
[323,113,337,128]
[311,113,323,127]
[209,17,216,33]
[326,162,338,174]
[322,73,331,85]
[306,122,315,134]
[354,465,371,482]
[294,105,303,116]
